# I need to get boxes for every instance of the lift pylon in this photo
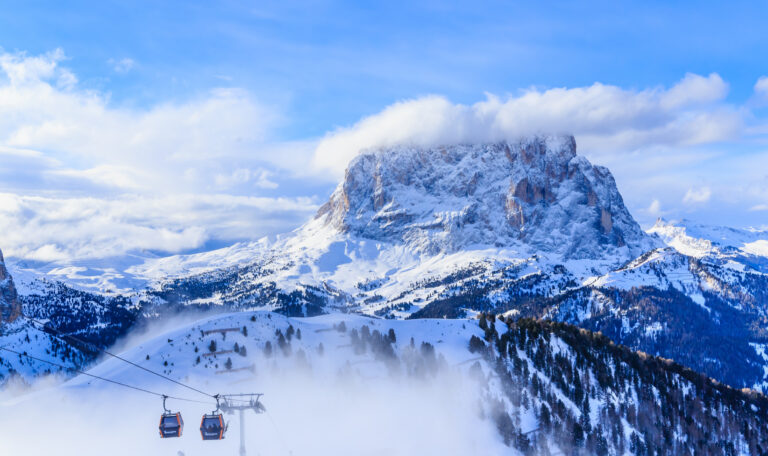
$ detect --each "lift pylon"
[220,393,266,456]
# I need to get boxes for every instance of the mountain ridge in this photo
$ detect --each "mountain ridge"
[2,136,768,395]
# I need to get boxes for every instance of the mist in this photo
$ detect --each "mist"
[0,313,508,455]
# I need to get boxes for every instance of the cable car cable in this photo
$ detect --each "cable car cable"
[5,309,215,399]
[2,304,275,444]
[0,346,212,405]
[264,408,294,455]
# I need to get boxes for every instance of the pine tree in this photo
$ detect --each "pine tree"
[225,357,233,370]
[208,339,217,353]
[469,335,486,354]
[573,422,585,447]
[495,410,515,446]
[540,404,552,429]
[479,313,488,331]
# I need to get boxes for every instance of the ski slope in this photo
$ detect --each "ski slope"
[1,311,509,456]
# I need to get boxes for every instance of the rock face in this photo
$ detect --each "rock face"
[0,248,21,323]
[316,135,656,261]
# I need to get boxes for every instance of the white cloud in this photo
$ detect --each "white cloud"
[647,199,662,216]
[0,192,318,261]
[0,49,291,195]
[683,187,712,204]
[660,73,728,109]
[755,76,768,100]
[0,49,326,261]
[0,48,70,86]
[313,73,740,176]
[214,168,279,189]
[109,57,136,73]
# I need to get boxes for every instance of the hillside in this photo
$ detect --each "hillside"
[4,311,766,455]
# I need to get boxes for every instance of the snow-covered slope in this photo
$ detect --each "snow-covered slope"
[5,311,767,455]
[649,218,768,272]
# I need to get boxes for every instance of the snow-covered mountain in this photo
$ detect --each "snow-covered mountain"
[649,218,768,272]
[138,136,661,316]
[5,135,657,293]
[317,136,655,259]
[0,248,21,323]
[3,136,768,394]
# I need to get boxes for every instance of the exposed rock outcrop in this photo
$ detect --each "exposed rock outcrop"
[0,248,21,323]
[316,135,657,261]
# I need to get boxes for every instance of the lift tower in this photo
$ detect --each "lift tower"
[220,393,266,456]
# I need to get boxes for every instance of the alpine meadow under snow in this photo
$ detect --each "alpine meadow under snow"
[2,136,768,454]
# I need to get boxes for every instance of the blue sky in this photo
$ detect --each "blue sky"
[3,1,767,128]
[0,1,767,261]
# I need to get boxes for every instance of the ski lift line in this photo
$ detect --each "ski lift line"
[264,408,294,456]
[9,310,216,400]
[0,346,212,405]
[5,307,266,409]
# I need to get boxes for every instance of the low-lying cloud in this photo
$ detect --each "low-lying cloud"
[0,49,322,261]
[0,312,505,456]
[0,192,318,261]
[311,73,768,228]
[313,73,741,176]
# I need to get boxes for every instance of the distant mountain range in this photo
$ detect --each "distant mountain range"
[2,135,768,393]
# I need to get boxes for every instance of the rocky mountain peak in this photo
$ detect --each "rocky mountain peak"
[315,135,657,260]
[0,248,22,323]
